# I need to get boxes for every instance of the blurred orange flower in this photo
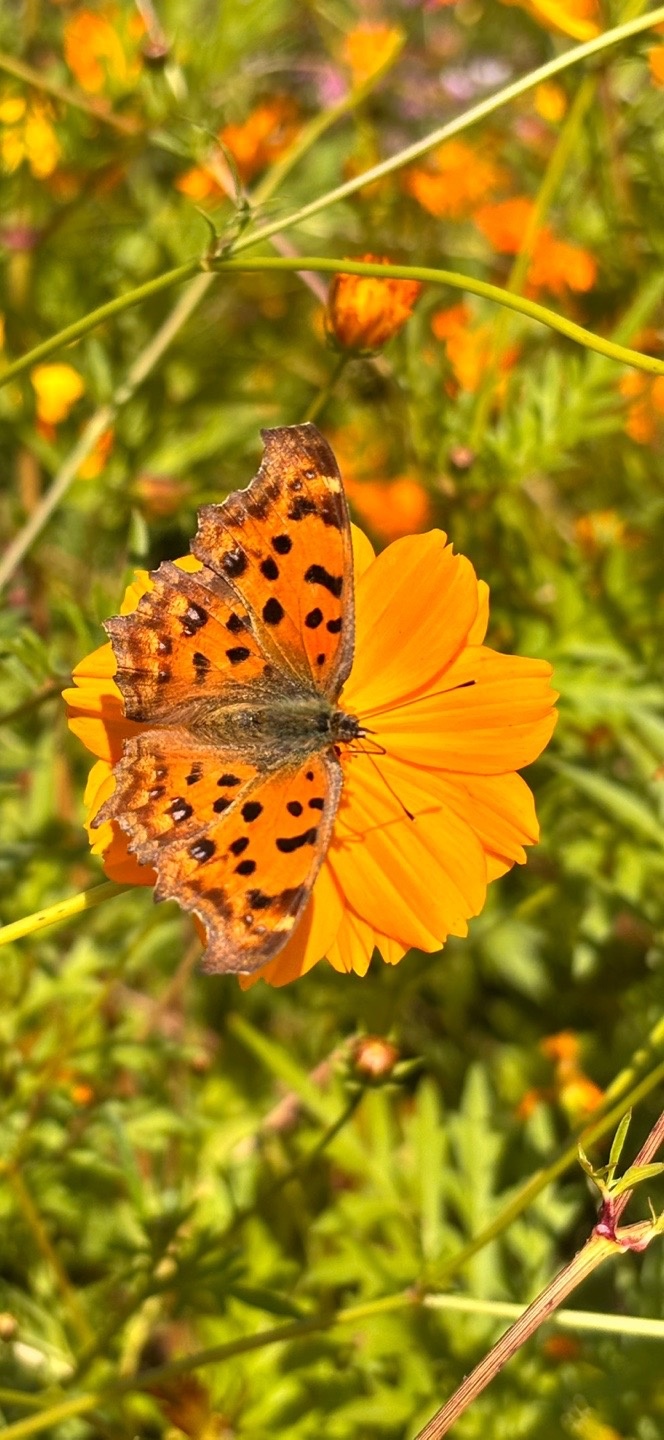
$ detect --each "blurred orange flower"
[345,475,431,541]
[500,0,600,40]
[78,428,114,480]
[620,370,664,444]
[0,93,61,178]
[648,45,664,85]
[432,302,520,394]
[326,255,422,353]
[519,1030,603,1123]
[176,96,300,199]
[341,23,404,83]
[64,7,145,94]
[405,139,507,221]
[31,364,85,425]
[574,509,626,553]
[474,196,597,297]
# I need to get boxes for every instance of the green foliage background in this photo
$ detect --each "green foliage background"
[1,1,663,1436]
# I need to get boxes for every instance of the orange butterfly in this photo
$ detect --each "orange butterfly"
[94,424,363,974]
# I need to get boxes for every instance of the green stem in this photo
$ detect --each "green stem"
[3,8,663,394]
[0,261,198,388]
[468,73,598,451]
[0,881,131,948]
[0,49,142,134]
[427,1044,664,1288]
[303,352,350,424]
[229,7,664,258]
[212,257,664,374]
[415,1235,618,1440]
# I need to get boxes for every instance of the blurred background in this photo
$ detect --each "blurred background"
[1,1,664,1435]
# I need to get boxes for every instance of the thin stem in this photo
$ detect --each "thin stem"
[422,1291,664,1340]
[0,269,211,591]
[0,49,143,135]
[468,73,597,451]
[3,8,663,395]
[8,1169,94,1349]
[0,880,131,948]
[303,352,350,424]
[415,1235,617,1440]
[428,1041,664,1288]
[229,7,664,258]
[211,257,664,375]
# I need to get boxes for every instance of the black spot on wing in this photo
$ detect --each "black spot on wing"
[190,838,215,863]
[235,858,256,876]
[242,801,263,822]
[260,556,279,581]
[262,597,284,626]
[222,548,247,578]
[288,496,318,521]
[304,563,343,598]
[272,534,292,554]
[169,798,193,823]
[230,836,249,857]
[181,602,208,636]
[276,827,318,853]
[305,607,323,629]
[287,800,303,816]
[226,646,251,665]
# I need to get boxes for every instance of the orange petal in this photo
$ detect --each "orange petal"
[351,521,376,579]
[468,579,489,644]
[373,646,557,775]
[344,531,479,716]
[426,770,539,864]
[329,753,487,951]
[327,909,408,974]
[83,761,154,885]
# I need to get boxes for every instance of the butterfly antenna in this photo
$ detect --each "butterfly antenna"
[349,740,415,822]
[361,678,476,724]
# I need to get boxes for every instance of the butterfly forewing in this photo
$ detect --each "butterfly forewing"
[193,424,355,699]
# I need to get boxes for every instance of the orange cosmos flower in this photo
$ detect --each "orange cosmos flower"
[404,139,507,222]
[341,23,404,84]
[619,370,664,445]
[64,7,145,94]
[31,363,85,425]
[344,475,431,541]
[326,255,422,354]
[176,97,300,198]
[432,303,520,394]
[474,197,597,298]
[499,0,600,40]
[649,45,664,86]
[64,528,557,986]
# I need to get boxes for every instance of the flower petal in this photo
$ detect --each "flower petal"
[351,521,376,579]
[328,753,488,951]
[343,531,479,716]
[374,646,557,774]
[83,761,154,885]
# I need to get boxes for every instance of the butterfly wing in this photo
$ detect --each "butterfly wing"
[193,423,355,699]
[95,729,342,973]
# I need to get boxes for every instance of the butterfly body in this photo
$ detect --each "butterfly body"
[94,424,360,975]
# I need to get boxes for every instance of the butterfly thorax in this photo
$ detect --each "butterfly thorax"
[168,692,361,761]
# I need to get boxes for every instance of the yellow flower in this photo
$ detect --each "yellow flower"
[31,364,85,425]
[533,81,567,123]
[64,529,557,987]
[0,93,61,178]
[341,23,404,84]
[325,255,422,354]
[499,0,600,41]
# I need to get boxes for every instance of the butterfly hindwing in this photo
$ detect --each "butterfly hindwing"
[96,729,342,973]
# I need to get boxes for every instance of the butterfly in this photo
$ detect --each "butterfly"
[94,424,363,974]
